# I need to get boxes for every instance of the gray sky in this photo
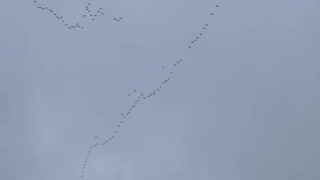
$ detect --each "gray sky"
[1,0,320,179]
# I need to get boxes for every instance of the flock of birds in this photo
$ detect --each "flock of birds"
[32,1,220,178]
[82,3,105,21]
[113,17,123,22]
[79,4,220,179]
[33,1,123,29]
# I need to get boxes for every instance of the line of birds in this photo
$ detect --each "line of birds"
[79,3,220,179]
[32,1,123,29]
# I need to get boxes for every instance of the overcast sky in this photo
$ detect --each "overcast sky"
[1,0,320,180]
